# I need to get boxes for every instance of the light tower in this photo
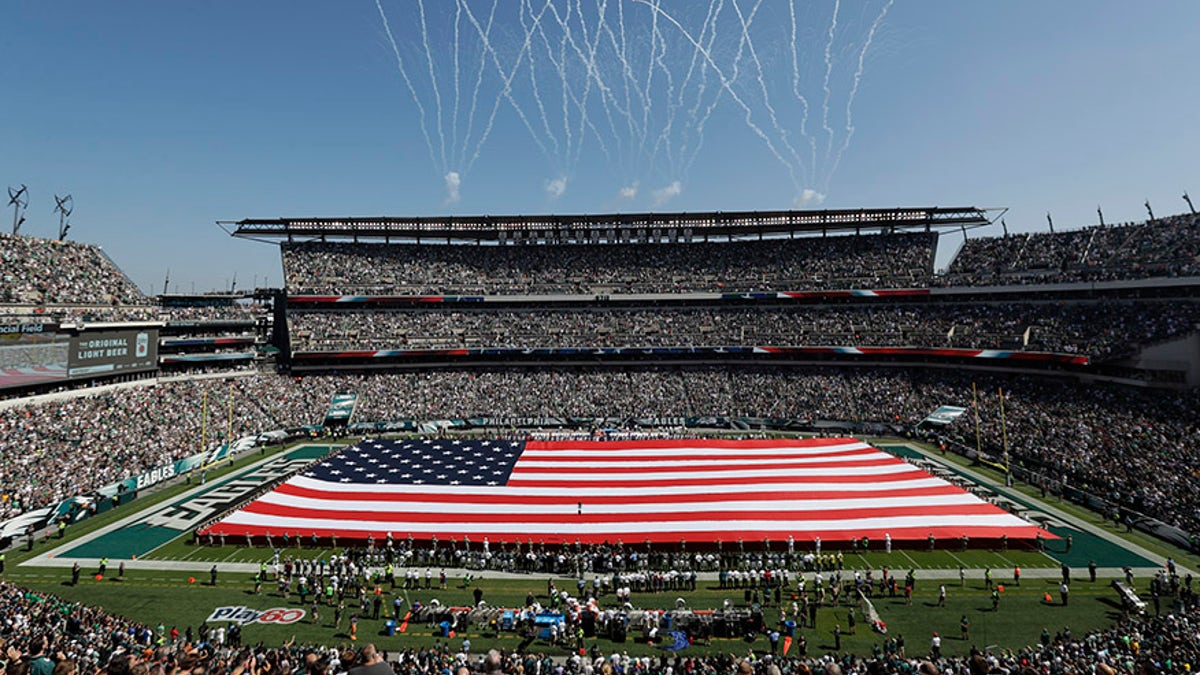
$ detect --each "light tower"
[53,194,73,241]
[7,184,27,235]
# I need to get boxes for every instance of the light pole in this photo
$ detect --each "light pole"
[1184,192,1196,215]
[54,194,73,241]
[1144,199,1155,222]
[7,185,27,235]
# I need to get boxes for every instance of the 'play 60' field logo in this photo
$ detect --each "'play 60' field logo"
[206,606,306,625]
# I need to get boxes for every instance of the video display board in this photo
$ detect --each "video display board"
[68,329,159,379]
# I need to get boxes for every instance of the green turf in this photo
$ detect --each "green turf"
[4,434,1188,659]
[63,524,183,560]
[1,443,317,568]
[10,570,1137,658]
[67,445,337,560]
[877,443,1158,569]
[919,444,1191,569]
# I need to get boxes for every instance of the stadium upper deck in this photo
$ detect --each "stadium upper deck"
[280,233,939,296]
[226,206,988,243]
[236,208,1200,297]
[0,232,145,306]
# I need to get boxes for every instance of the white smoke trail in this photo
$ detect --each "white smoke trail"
[613,0,638,150]
[542,0,618,165]
[373,0,437,171]
[619,181,639,201]
[820,0,841,164]
[682,0,728,175]
[665,0,721,177]
[450,0,462,170]
[546,0,617,167]
[828,0,893,184]
[646,0,683,173]
[414,0,448,171]
[729,0,805,186]
[559,1,574,163]
[601,0,645,169]
[634,0,798,188]
[570,0,614,165]
[459,0,553,171]
[641,0,661,163]
[458,0,499,171]
[789,0,817,186]
[523,0,562,159]
[577,0,621,153]
[532,0,604,167]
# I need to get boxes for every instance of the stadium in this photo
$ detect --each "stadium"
[2,203,1199,671]
[5,2,1200,673]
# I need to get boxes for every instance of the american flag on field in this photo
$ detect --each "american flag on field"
[201,438,1046,544]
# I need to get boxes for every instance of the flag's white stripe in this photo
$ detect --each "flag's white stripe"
[514,455,894,469]
[506,464,917,481]
[519,443,872,458]
[289,475,948,495]
[254,492,983,514]
[219,512,1033,535]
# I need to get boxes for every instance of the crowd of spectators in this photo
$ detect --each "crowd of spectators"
[0,377,279,520]
[941,212,1200,286]
[160,304,266,324]
[3,575,1200,675]
[287,301,1200,359]
[0,303,263,326]
[0,233,144,305]
[1,368,1198,533]
[0,306,160,325]
[281,234,936,296]
[280,212,1200,297]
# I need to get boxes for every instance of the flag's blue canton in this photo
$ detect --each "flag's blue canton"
[304,439,525,486]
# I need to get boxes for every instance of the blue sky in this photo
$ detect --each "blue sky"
[3,1,1198,293]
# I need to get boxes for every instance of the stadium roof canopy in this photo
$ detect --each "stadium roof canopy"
[222,206,994,244]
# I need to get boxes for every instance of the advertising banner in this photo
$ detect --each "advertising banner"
[69,329,158,378]
[323,392,358,426]
[922,405,969,426]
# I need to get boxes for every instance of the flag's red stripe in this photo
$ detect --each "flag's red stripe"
[203,523,1047,545]
[507,470,931,488]
[273,482,962,504]
[516,448,881,462]
[522,438,863,450]
[511,456,901,474]
[239,501,1002,524]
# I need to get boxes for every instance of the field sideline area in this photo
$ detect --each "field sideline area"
[2,436,1195,659]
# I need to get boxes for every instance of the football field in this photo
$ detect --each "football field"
[1,437,1193,659]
